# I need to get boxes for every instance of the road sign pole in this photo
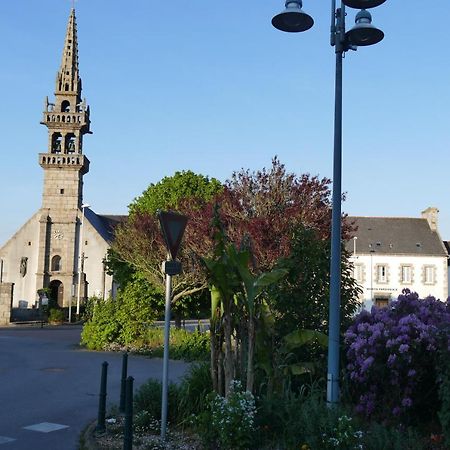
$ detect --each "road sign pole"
[160,270,172,440]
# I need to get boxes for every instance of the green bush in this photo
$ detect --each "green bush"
[177,362,213,419]
[133,378,180,425]
[80,298,120,350]
[48,308,65,323]
[142,328,209,362]
[255,391,426,450]
[438,346,450,447]
[362,422,423,450]
[80,280,162,350]
[198,381,256,450]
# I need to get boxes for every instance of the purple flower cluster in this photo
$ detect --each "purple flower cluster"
[344,290,450,422]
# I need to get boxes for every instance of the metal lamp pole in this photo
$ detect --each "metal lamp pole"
[327,0,345,405]
[272,0,385,405]
[76,203,90,319]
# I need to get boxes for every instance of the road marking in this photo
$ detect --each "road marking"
[0,436,16,444]
[23,422,69,433]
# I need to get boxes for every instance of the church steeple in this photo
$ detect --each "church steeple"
[39,8,91,210]
[56,8,80,97]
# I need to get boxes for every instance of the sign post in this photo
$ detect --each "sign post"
[157,211,187,440]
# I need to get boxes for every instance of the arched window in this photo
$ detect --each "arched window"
[65,133,76,154]
[51,133,62,154]
[61,100,70,113]
[51,255,61,272]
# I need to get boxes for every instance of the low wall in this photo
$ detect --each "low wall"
[0,283,14,326]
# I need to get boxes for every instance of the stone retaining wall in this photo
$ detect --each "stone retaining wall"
[0,283,13,325]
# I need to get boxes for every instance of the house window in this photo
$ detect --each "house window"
[424,265,435,285]
[401,265,412,284]
[353,264,364,283]
[376,264,388,283]
[51,255,62,272]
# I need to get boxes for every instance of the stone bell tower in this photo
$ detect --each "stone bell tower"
[36,8,92,307]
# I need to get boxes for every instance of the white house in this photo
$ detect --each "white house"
[347,207,448,310]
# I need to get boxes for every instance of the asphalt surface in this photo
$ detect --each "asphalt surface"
[0,325,189,450]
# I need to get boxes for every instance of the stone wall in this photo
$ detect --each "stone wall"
[0,283,13,325]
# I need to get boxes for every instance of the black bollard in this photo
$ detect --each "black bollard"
[96,361,108,433]
[119,353,128,414]
[123,376,134,450]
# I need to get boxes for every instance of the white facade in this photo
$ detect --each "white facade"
[347,209,448,310]
[350,252,448,310]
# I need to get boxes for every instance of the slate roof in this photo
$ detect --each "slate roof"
[84,208,127,243]
[346,216,448,256]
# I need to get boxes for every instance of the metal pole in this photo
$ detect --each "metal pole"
[123,376,134,450]
[96,361,108,433]
[160,272,172,440]
[119,353,128,414]
[76,205,86,317]
[327,1,344,406]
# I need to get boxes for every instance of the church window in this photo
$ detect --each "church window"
[60,189,64,194]
[51,255,62,272]
[65,83,69,91]
[28,242,32,246]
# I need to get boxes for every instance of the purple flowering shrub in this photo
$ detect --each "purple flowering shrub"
[344,290,450,425]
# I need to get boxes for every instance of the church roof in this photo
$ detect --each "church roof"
[84,208,127,243]
[346,216,448,256]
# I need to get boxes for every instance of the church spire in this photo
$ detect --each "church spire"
[40,7,91,210]
[56,8,81,97]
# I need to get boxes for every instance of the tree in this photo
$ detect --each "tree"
[110,170,223,320]
[204,156,355,273]
[197,158,359,396]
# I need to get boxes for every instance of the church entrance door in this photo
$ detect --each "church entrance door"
[49,280,64,307]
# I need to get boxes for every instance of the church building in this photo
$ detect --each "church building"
[0,9,123,315]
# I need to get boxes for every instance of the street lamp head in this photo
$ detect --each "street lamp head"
[272,0,314,33]
[345,9,384,46]
[342,0,386,9]
[81,203,90,209]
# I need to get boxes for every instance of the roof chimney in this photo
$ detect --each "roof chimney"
[421,207,439,232]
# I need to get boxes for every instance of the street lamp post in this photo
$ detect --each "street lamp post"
[272,0,386,405]
[76,203,90,319]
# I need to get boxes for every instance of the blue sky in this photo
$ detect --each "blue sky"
[1,1,449,246]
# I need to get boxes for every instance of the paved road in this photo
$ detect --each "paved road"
[0,325,189,450]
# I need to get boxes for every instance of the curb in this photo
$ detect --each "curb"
[79,421,99,450]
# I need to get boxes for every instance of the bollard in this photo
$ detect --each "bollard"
[96,361,108,433]
[123,376,134,450]
[119,353,128,414]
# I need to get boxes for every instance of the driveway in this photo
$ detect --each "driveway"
[0,325,189,450]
